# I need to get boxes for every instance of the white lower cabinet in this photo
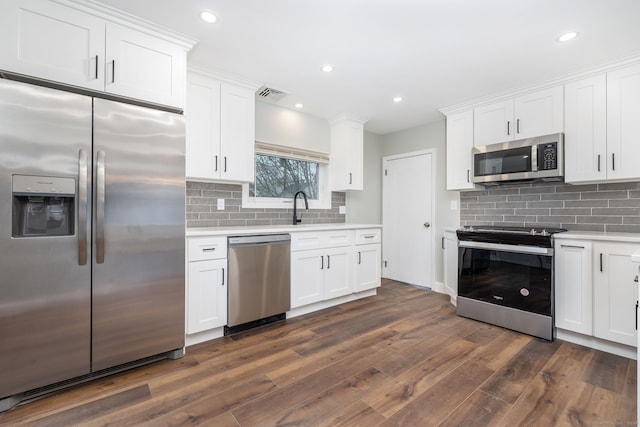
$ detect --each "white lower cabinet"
[354,244,381,292]
[555,237,638,349]
[593,242,639,347]
[443,231,458,303]
[187,259,227,334]
[186,236,228,334]
[554,240,593,335]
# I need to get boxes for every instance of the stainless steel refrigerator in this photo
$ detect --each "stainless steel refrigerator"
[0,78,185,410]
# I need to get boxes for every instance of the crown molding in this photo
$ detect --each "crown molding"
[187,64,262,91]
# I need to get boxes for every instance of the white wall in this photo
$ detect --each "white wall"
[255,101,330,153]
[346,131,383,224]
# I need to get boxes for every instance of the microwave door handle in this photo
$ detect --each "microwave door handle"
[531,145,538,172]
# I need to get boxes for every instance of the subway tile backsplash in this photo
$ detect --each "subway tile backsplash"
[460,181,640,233]
[186,181,346,228]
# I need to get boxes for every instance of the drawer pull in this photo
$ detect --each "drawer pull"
[363,235,375,239]
[560,244,584,249]
[202,247,217,252]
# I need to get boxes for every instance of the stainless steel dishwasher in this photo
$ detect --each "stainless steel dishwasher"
[226,234,291,334]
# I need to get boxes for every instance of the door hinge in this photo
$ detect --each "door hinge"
[384,260,388,268]
[384,169,388,176]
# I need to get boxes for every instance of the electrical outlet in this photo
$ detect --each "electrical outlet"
[217,199,225,210]
[339,206,346,214]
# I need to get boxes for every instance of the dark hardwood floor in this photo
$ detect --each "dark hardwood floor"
[1,279,636,426]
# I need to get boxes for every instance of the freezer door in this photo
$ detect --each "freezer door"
[0,79,92,398]
[92,98,185,371]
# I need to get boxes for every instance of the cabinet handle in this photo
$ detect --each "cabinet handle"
[516,118,520,134]
[215,155,218,172]
[224,156,228,173]
[636,301,638,331]
[600,253,603,272]
[202,247,217,252]
[507,121,510,136]
[612,153,615,171]
[327,255,331,269]
[111,60,115,83]
[467,169,470,183]
[442,237,445,250]
[94,55,99,80]
[349,173,352,185]
[358,252,362,264]
[221,267,225,286]
[597,154,601,172]
[321,255,324,270]
[363,235,375,239]
[560,244,584,249]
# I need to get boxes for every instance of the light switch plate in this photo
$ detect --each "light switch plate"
[217,199,225,210]
[339,206,346,214]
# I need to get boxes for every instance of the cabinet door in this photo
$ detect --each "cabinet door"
[473,100,513,146]
[514,86,564,139]
[0,0,104,91]
[593,242,638,346]
[355,244,381,292]
[291,249,324,308]
[445,110,475,190]
[330,118,364,191]
[187,259,227,334]
[443,232,458,300]
[564,75,607,183]
[186,73,221,180]
[220,83,255,182]
[607,63,640,181]
[554,240,593,335]
[324,247,354,299]
[105,22,186,108]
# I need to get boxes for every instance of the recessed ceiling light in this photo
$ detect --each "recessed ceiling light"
[321,65,334,73]
[294,103,303,108]
[557,31,578,42]
[393,96,403,103]
[200,10,218,24]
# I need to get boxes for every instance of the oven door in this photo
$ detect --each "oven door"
[458,241,553,316]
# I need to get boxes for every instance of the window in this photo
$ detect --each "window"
[242,142,331,209]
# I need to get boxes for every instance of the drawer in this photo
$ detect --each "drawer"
[188,236,227,261]
[355,228,381,245]
[291,230,354,251]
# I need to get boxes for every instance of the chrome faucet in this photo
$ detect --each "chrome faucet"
[292,191,309,225]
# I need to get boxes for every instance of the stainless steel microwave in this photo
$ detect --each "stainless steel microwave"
[472,133,564,185]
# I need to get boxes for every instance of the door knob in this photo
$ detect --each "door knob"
[423,222,431,228]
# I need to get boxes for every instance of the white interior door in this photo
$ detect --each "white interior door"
[382,150,434,287]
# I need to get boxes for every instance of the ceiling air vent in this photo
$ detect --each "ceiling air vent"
[256,86,288,102]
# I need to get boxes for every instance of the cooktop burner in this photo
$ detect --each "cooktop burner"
[457,225,567,247]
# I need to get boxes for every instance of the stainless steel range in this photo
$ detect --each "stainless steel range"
[456,225,567,340]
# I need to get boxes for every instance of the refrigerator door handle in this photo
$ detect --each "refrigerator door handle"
[96,150,106,264]
[78,149,89,265]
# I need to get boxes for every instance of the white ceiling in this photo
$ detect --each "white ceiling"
[98,0,640,135]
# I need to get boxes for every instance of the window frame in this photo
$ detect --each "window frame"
[242,142,332,209]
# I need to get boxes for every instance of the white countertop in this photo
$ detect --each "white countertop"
[186,223,382,237]
[554,230,640,243]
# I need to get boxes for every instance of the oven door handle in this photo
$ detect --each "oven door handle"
[459,240,553,256]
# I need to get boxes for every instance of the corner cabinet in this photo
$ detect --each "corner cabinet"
[445,110,475,190]
[473,86,564,146]
[186,237,228,334]
[0,0,194,109]
[185,69,259,183]
[330,116,366,191]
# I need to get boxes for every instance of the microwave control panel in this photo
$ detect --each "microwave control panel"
[538,142,558,171]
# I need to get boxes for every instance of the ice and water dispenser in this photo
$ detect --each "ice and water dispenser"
[12,175,75,237]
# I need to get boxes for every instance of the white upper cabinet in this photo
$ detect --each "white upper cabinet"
[473,86,564,146]
[564,75,607,183]
[565,63,640,184]
[330,116,365,191]
[445,110,475,190]
[0,0,194,109]
[185,70,258,183]
[607,63,640,182]
[104,22,186,108]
